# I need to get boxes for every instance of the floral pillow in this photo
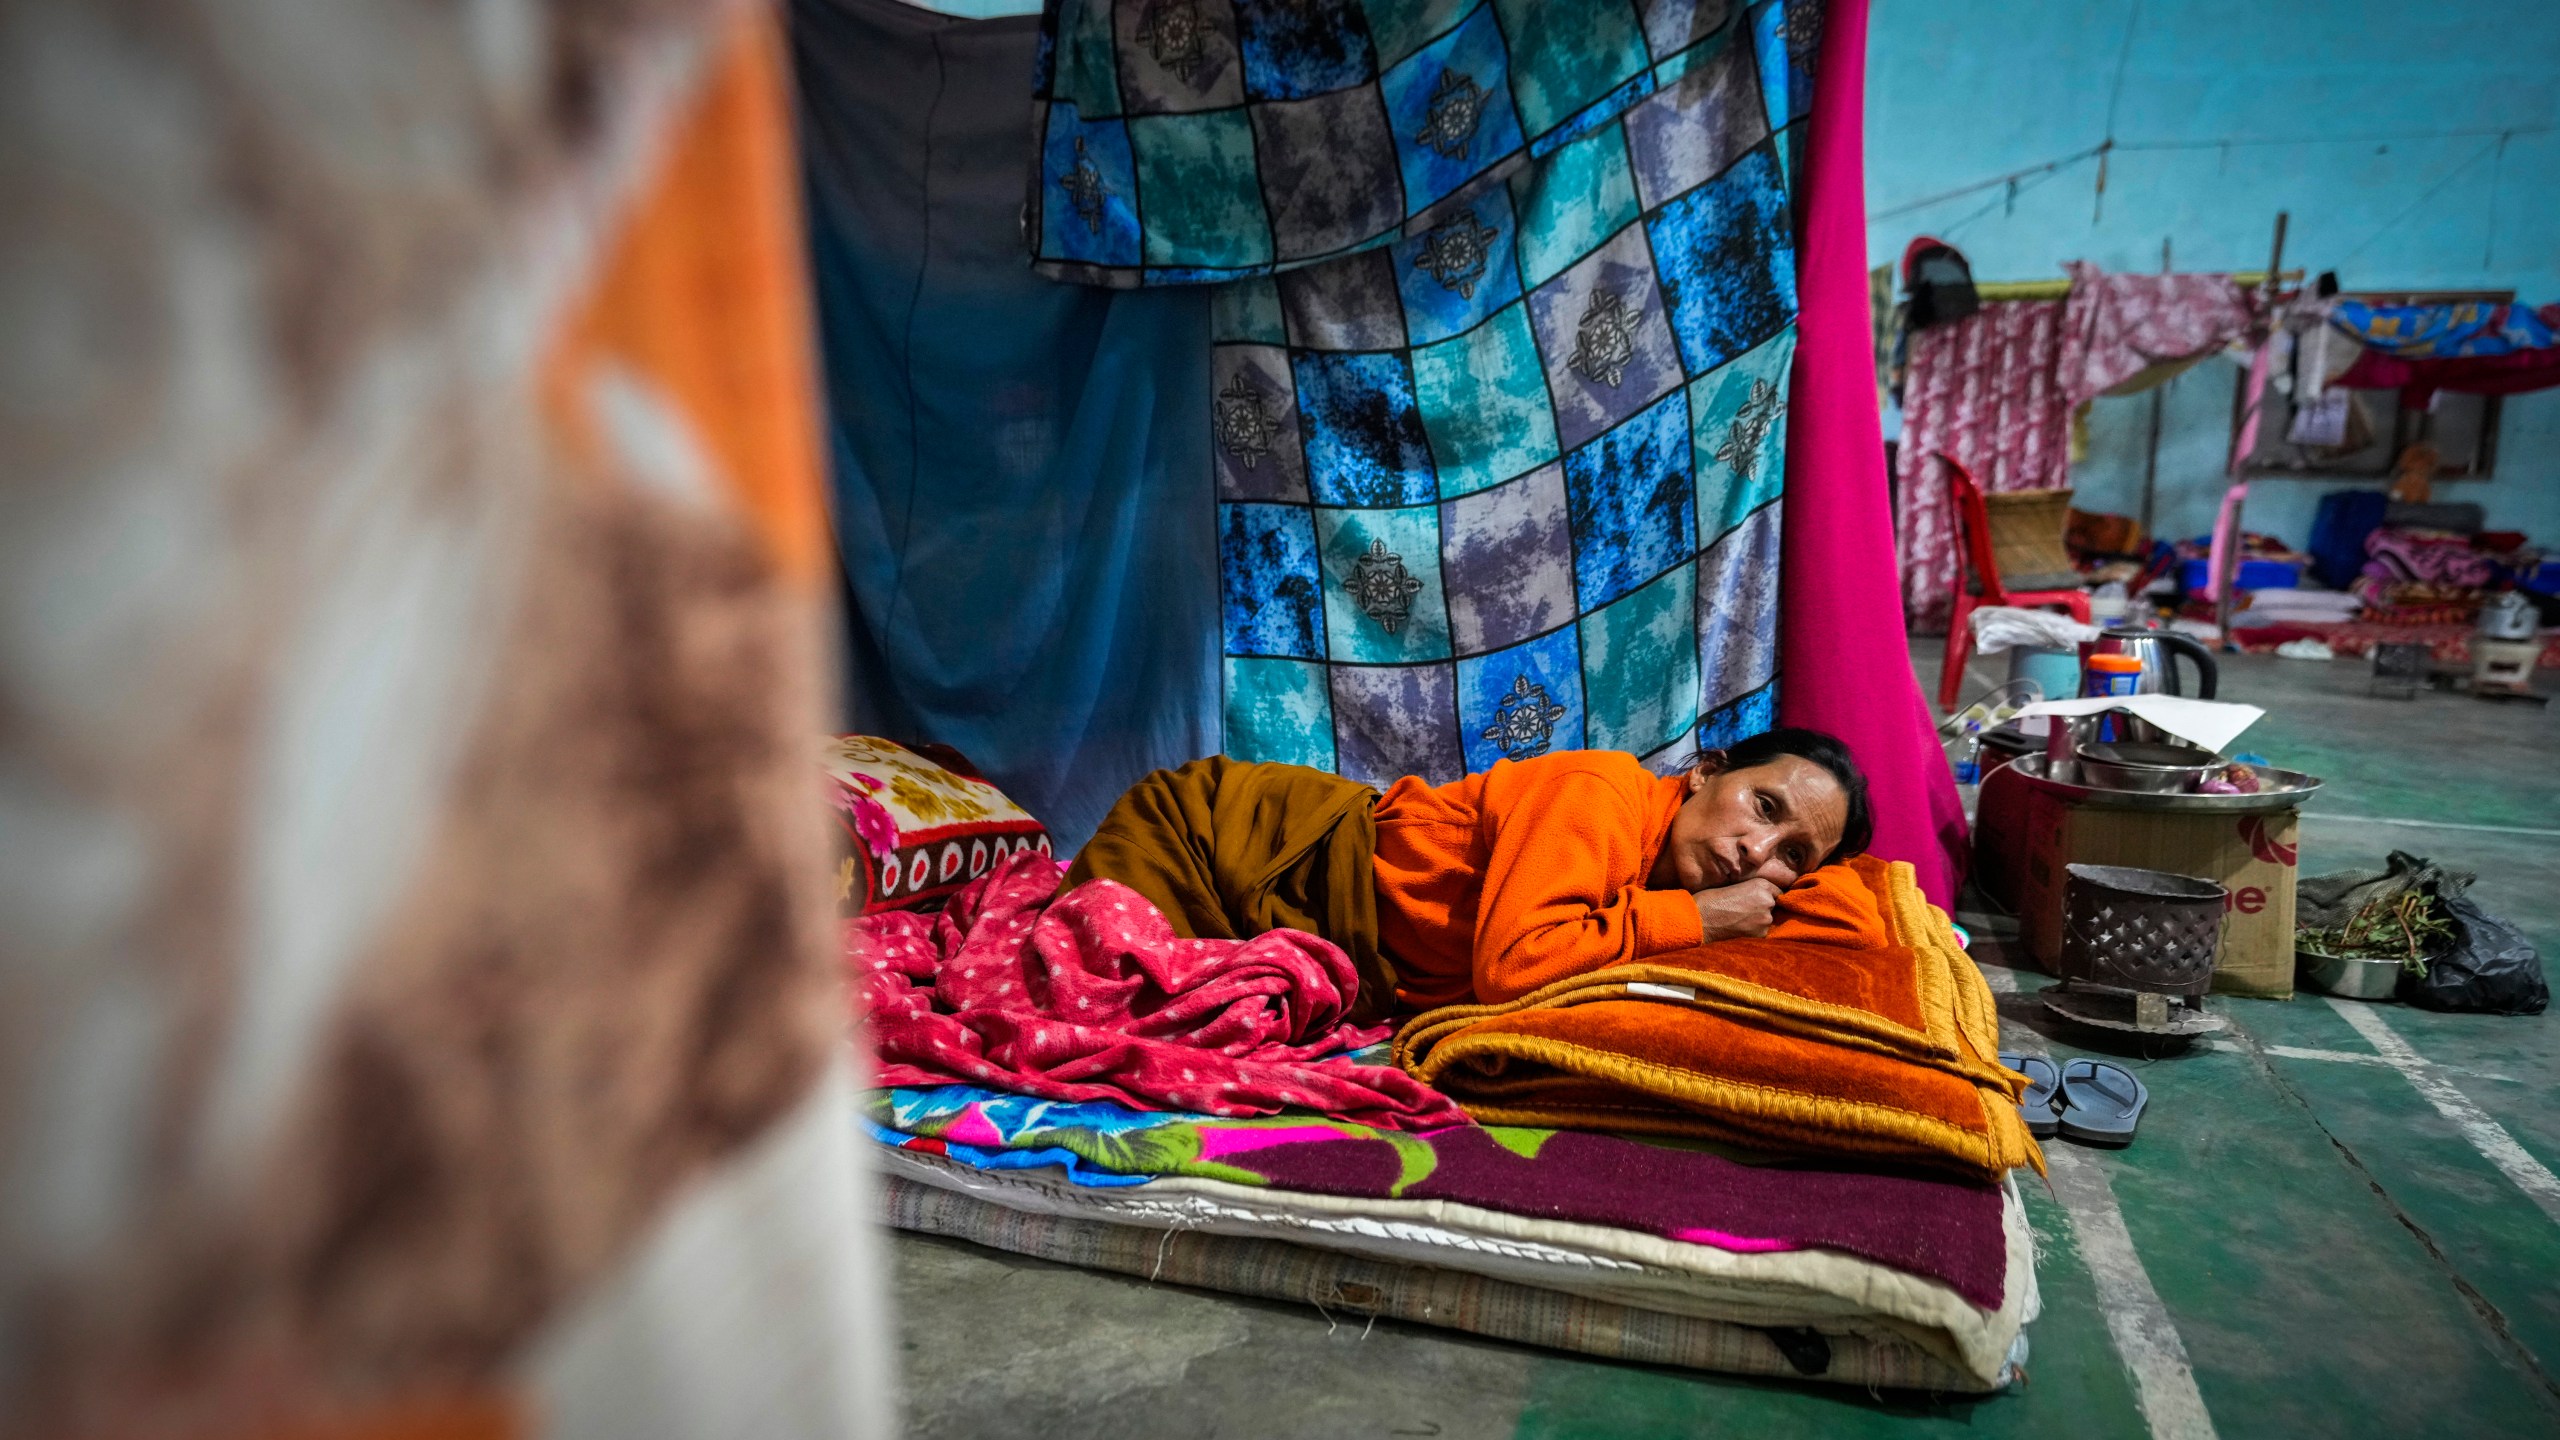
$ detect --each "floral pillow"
[822,735,1050,914]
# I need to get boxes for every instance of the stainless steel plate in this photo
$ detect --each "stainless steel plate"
[2006,753,2322,813]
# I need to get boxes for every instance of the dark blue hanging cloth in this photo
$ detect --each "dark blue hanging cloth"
[794,0,1219,850]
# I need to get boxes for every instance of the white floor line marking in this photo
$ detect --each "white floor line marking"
[2300,814,2560,838]
[2264,1044,2392,1067]
[2326,998,2560,1228]
[2046,1147,2221,1440]
[2212,1038,2519,1083]
[1975,960,2218,1440]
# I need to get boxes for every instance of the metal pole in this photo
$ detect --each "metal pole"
[2216,212,2288,650]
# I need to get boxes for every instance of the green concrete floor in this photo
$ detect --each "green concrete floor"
[888,643,2560,1438]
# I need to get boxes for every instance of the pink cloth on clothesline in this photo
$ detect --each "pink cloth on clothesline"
[849,852,1465,1130]
[2056,261,2257,407]
[1892,299,2072,632]
[2335,346,2560,405]
[1779,0,1966,906]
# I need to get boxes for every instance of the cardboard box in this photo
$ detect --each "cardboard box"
[2001,783,2299,998]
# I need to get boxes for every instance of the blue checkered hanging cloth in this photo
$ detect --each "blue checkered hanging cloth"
[1032,0,1824,786]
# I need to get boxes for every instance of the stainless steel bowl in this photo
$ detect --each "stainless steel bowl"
[2074,740,2222,794]
[2299,946,2404,1001]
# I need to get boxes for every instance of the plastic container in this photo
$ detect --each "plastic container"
[2005,645,2081,703]
[2084,653,2144,693]
[2084,653,2143,743]
[2088,580,2132,628]
[2179,558,2302,593]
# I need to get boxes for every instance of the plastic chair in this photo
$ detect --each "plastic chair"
[1936,452,2092,710]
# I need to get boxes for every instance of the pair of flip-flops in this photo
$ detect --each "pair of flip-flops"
[1999,1053,2147,1147]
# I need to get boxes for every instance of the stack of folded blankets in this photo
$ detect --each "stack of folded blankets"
[1397,855,2041,1179]
[836,738,2042,1393]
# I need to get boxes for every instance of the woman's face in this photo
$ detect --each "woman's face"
[1647,756,1850,893]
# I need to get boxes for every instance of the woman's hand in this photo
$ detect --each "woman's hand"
[1692,877,1783,942]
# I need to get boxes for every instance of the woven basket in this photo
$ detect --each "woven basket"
[2058,863,2226,997]
[1981,487,2078,591]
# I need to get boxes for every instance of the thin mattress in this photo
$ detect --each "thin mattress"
[878,1143,2036,1392]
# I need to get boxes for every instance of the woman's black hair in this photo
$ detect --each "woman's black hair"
[1699,727,1873,867]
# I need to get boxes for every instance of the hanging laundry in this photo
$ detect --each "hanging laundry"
[1024,0,1820,286]
[2334,346,2560,407]
[1058,0,1823,784]
[1871,262,1906,409]
[2054,260,2257,407]
[2285,315,2345,448]
[798,0,1221,851]
[2284,304,2356,447]
[2331,299,2560,359]
[1893,300,2073,631]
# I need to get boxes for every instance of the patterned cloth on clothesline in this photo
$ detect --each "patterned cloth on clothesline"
[1027,0,1819,287]
[2329,299,2559,360]
[1041,0,1827,784]
[2055,260,2255,407]
[1892,299,2072,632]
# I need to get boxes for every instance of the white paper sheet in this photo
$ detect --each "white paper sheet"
[2008,695,2265,754]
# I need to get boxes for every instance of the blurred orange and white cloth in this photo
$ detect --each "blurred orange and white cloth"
[1,2,887,1435]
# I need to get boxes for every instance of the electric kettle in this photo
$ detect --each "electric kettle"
[2076,628,2219,699]
[2478,591,2537,642]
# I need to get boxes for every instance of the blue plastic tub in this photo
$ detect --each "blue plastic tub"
[2179,557,2301,592]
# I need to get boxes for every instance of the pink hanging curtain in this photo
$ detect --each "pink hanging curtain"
[1891,300,2073,632]
[1780,0,1967,906]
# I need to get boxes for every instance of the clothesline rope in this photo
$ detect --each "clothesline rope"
[1871,124,2557,223]
[2336,137,2504,266]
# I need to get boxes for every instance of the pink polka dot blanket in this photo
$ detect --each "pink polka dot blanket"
[849,852,1465,1130]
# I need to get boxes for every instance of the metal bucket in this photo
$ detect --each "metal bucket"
[2058,864,2227,997]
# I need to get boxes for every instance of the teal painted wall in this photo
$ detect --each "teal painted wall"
[1866,0,2560,551]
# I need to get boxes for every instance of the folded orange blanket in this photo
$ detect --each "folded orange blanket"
[1394,856,2041,1179]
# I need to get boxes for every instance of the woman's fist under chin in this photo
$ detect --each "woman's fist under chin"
[1692,877,1783,942]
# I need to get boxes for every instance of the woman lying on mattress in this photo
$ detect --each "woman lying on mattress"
[1066,728,1872,1021]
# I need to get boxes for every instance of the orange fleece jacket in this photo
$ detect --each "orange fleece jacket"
[1374,751,1704,1010]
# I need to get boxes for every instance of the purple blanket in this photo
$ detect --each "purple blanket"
[870,1087,2007,1309]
